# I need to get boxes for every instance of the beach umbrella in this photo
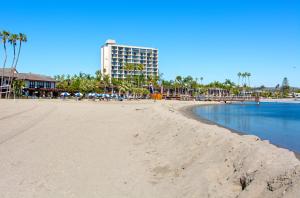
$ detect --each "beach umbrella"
[74,92,83,97]
[88,93,96,97]
[60,92,70,97]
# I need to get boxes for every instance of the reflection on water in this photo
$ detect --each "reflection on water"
[193,102,300,153]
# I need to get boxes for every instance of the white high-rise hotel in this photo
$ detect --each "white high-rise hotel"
[101,39,159,79]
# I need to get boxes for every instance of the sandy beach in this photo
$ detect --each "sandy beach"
[0,99,300,198]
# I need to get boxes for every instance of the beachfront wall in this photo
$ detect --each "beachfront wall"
[101,39,159,80]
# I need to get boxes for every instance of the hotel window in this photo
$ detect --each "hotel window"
[29,81,35,88]
[37,81,44,88]
[46,82,51,88]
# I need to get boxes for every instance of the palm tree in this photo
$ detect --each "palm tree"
[8,34,18,69]
[1,31,10,98]
[5,34,18,98]
[200,77,203,84]
[247,72,251,87]
[12,79,25,98]
[237,72,242,86]
[183,76,193,95]
[13,33,27,70]
[223,79,235,92]
[95,70,102,90]
[241,72,247,87]
[103,74,110,93]
[124,63,134,84]
[136,63,144,88]
[175,76,183,94]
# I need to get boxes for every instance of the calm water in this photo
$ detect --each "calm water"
[193,102,300,153]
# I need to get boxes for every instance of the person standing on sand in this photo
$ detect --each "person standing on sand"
[149,83,154,94]
[149,83,156,101]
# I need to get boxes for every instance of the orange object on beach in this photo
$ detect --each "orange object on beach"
[150,93,162,100]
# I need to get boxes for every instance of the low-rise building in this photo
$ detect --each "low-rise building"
[0,68,57,97]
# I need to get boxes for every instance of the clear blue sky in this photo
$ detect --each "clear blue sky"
[1,0,299,87]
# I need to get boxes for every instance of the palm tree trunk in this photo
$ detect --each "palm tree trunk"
[6,45,16,98]
[248,77,250,87]
[14,41,22,69]
[1,43,7,98]
[9,42,22,98]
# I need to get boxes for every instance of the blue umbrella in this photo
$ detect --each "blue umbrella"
[96,93,103,98]
[74,92,83,97]
[88,93,96,97]
[61,92,70,97]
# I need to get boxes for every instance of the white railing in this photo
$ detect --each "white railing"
[0,85,10,94]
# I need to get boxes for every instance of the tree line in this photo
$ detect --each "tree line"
[55,69,298,98]
[54,64,161,97]
[54,69,253,97]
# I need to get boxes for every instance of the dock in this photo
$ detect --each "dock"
[203,96,260,103]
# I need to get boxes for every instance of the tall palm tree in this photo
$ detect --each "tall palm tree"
[237,72,242,86]
[136,63,144,88]
[13,33,27,70]
[95,70,102,81]
[6,33,18,98]
[124,63,134,84]
[247,72,251,87]
[103,74,110,93]
[9,33,27,98]
[1,31,10,98]
[175,76,183,94]
[200,77,203,84]
[0,31,3,97]
[241,72,247,87]
[8,34,18,69]
[183,76,193,95]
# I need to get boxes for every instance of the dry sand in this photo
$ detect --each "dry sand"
[0,99,300,198]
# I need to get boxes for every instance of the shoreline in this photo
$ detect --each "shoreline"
[178,103,300,160]
[260,98,300,103]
